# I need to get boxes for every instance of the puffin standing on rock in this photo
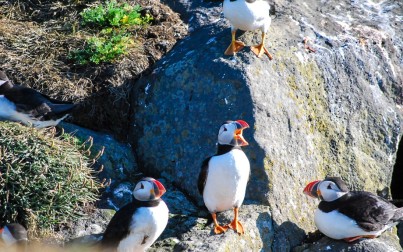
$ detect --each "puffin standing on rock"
[223,0,273,59]
[198,120,250,235]
[0,71,76,128]
[0,223,28,248]
[101,178,169,252]
[304,177,403,242]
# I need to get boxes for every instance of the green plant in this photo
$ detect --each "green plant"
[81,1,152,28]
[69,30,134,64]
[0,122,101,238]
[70,1,152,65]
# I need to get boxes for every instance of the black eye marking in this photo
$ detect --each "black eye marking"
[327,184,332,189]
[140,183,144,189]
[223,127,227,131]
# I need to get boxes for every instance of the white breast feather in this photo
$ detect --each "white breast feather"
[203,149,250,213]
[314,209,389,239]
[117,201,169,252]
[223,0,271,32]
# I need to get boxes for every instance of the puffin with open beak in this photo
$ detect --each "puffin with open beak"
[304,177,403,242]
[198,120,250,235]
[223,0,273,59]
[102,177,169,251]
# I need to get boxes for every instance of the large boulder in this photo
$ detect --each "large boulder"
[130,0,403,250]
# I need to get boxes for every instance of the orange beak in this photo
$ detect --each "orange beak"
[303,180,321,198]
[153,179,166,198]
[234,120,249,146]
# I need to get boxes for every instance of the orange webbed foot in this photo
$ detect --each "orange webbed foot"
[226,219,244,235]
[344,236,364,242]
[214,225,229,234]
[251,44,273,60]
[225,40,245,55]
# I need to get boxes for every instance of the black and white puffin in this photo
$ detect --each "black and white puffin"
[0,71,76,128]
[101,177,169,251]
[198,120,250,234]
[0,223,28,248]
[223,0,273,59]
[303,177,403,242]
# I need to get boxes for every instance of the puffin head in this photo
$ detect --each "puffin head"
[133,177,166,201]
[303,177,349,202]
[217,120,249,146]
[0,223,28,247]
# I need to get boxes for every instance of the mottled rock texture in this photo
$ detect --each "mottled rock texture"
[293,234,402,252]
[129,0,402,250]
[59,122,139,209]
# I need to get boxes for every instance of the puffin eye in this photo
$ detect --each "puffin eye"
[140,183,144,189]
[327,184,332,189]
[223,127,227,131]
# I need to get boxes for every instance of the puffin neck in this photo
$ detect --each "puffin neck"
[132,197,161,207]
[318,192,350,213]
[216,144,241,155]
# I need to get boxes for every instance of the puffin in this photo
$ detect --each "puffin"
[0,71,76,128]
[101,177,169,252]
[0,223,28,248]
[198,120,250,234]
[223,0,273,59]
[303,177,403,242]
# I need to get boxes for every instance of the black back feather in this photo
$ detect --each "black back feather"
[319,191,398,232]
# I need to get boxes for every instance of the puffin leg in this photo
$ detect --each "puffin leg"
[212,213,228,234]
[251,32,273,60]
[344,236,364,242]
[226,207,244,235]
[224,30,245,55]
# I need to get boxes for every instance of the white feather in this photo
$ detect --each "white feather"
[117,201,169,252]
[203,149,250,212]
[0,95,67,128]
[314,209,390,239]
[223,0,271,33]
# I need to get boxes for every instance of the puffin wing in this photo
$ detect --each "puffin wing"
[338,192,397,231]
[198,157,212,195]
[4,85,75,118]
[101,202,138,248]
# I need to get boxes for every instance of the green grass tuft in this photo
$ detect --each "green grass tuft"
[81,1,152,28]
[69,0,153,65]
[0,122,101,238]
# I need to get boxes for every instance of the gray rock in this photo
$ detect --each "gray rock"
[59,122,139,183]
[150,201,274,252]
[293,233,402,252]
[130,0,403,250]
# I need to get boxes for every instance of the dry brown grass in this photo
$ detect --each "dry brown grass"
[0,0,187,138]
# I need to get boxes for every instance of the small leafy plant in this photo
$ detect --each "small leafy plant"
[69,1,152,65]
[81,1,152,28]
[69,30,134,65]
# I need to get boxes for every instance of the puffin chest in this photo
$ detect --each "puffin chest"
[314,209,385,239]
[118,203,169,251]
[203,149,250,212]
[223,0,270,31]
